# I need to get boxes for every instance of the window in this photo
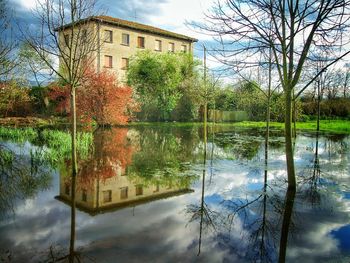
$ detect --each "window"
[103,190,112,203]
[136,185,143,196]
[155,40,162,51]
[64,34,70,46]
[168,42,175,52]
[120,187,128,199]
[104,55,112,68]
[81,29,87,43]
[82,189,87,202]
[121,58,129,70]
[137,36,145,48]
[65,183,70,195]
[104,30,113,43]
[122,33,130,45]
[181,44,187,53]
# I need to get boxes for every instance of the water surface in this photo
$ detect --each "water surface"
[0,125,349,262]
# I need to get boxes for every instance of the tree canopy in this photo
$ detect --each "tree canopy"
[127,51,197,121]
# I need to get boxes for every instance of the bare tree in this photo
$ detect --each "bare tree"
[18,42,53,87]
[193,0,350,190]
[23,0,101,261]
[341,64,350,98]
[0,0,17,79]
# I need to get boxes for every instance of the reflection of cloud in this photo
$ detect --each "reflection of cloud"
[82,215,228,263]
[1,131,350,262]
[286,210,349,262]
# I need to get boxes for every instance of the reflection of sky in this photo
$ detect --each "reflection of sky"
[0,130,350,262]
[331,225,350,252]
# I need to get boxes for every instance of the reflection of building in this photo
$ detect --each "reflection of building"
[56,172,193,216]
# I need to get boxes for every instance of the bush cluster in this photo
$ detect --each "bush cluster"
[0,82,33,117]
[302,98,350,119]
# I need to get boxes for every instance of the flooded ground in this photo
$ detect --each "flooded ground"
[0,125,349,262]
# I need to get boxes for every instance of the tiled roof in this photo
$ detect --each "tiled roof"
[59,15,198,42]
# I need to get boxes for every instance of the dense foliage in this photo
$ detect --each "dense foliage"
[0,81,32,117]
[127,51,199,121]
[78,69,137,125]
[302,98,350,119]
[47,69,136,125]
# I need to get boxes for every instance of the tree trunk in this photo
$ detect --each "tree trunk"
[278,187,296,263]
[69,86,78,262]
[285,90,296,190]
[292,91,297,139]
[265,97,270,168]
[317,80,320,132]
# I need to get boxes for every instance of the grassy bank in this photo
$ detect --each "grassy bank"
[0,117,69,127]
[1,117,349,134]
[128,120,350,134]
[218,120,350,134]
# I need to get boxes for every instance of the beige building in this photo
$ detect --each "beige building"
[59,15,198,81]
[56,171,193,216]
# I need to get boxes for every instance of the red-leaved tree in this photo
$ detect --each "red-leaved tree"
[47,69,138,125]
[78,68,137,125]
[47,83,71,115]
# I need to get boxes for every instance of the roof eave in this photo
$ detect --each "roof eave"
[56,16,198,42]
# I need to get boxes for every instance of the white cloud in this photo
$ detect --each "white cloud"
[146,0,213,41]
[15,0,37,10]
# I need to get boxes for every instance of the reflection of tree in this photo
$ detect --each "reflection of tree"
[127,126,201,188]
[218,128,287,262]
[41,172,82,262]
[300,133,322,205]
[185,123,218,256]
[298,133,348,207]
[39,173,95,263]
[76,128,136,190]
[278,187,296,263]
[222,174,283,262]
[0,144,51,218]
[213,131,262,160]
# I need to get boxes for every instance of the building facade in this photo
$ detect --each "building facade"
[56,164,193,216]
[59,16,198,81]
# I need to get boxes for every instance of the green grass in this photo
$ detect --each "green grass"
[215,120,350,134]
[0,126,38,143]
[0,127,94,167]
[128,120,350,134]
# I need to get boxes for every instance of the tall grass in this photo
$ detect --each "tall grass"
[0,127,38,143]
[0,127,94,167]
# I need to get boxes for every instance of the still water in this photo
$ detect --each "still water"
[0,125,349,262]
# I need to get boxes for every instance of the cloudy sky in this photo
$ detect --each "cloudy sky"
[6,0,224,76]
[10,0,213,54]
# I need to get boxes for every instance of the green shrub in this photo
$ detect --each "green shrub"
[29,86,49,114]
[302,98,350,119]
[0,81,33,117]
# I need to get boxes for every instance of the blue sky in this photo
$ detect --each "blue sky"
[7,0,226,77]
[7,0,350,83]
[10,0,212,43]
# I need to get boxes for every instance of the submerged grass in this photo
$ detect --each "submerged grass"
[0,126,38,143]
[0,127,94,166]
